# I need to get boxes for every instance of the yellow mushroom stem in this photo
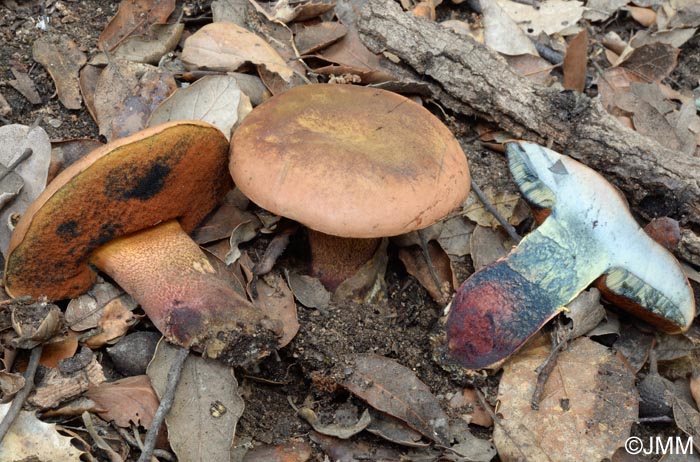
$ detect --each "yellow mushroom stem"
[90,219,280,363]
[307,229,380,291]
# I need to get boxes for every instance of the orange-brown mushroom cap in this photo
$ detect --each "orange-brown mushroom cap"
[230,84,470,238]
[5,121,232,300]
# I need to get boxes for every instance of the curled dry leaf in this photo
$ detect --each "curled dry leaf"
[86,375,159,428]
[181,22,294,82]
[83,294,139,348]
[147,342,245,462]
[562,288,606,339]
[299,407,371,439]
[148,75,252,140]
[366,409,429,447]
[65,279,122,331]
[254,272,299,348]
[340,353,450,445]
[192,202,258,245]
[32,35,86,110]
[398,241,453,303]
[40,331,80,368]
[494,337,638,462]
[0,402,83,461]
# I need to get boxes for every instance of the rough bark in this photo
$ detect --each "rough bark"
[358,0,700,264]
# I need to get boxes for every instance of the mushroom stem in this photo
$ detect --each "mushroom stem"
[307,229,380,291]
[90,220,280,365]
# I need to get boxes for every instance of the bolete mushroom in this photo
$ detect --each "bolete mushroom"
[444,141,695,370]
[4,121,279,365]
[230,84,470,292]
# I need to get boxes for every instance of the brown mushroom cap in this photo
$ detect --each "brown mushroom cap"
[230,84,470,238]
[5,121,232,300]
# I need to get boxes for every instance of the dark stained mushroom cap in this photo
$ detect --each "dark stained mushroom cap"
[230,84,470,238]
[5,121,232,300]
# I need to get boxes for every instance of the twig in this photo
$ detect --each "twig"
[0,345,43,443]
[638,416,674,424]
[112,424,176,462]
[0,148,32,183]
[83,412,124,462]
[137,346,189,462]
[530,338,567,410]
[470,178,522,243]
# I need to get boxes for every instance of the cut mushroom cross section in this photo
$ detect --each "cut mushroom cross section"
[444,142,695,370]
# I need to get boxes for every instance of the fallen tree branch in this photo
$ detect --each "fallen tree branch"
[358,0,700,264]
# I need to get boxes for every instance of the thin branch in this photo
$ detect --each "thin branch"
[137,347,189,462]
[0,345,43,442]
[470,178,522,243]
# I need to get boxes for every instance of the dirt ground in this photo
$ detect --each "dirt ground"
[2,1,700,461]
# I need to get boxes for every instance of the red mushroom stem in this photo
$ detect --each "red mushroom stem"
[90,219,280,364]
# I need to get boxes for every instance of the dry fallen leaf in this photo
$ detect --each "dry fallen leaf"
[241,440,313,462]
[87,375,159,428]
[494,336,638,462]
[496,0,585,36]
[98,0,176,52]
[148,75,252,140]
[562,29,588,92]
[618,42,680,82]
[93,59,176,141]
[470,225,514,271]
[286,271,331,310]
[504,54,555,85]
[148,342,245,462]
[398,241,453,303]
[463,187,528,228]
[84,294,139,348]
[295,22,348,55]
[101,21,184,65]
[253,272,299,348]
[341,353,450,445]
[0,124,51,258]
[65,279,123,331]
[0,402,84,461]
[181,22,294,82]
[613,324,654,373]
[32,35,86,110]
[482,0,539,56]
[437,215,474,258]
[49,138,103,184]
[8,67,41,105]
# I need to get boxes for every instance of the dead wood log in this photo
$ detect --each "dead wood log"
[358,0,700,265]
